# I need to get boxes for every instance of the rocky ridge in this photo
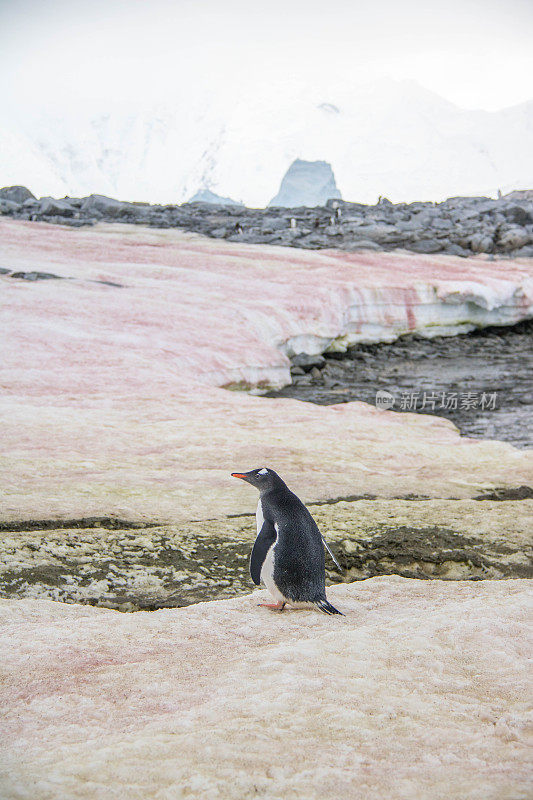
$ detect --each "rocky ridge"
[1,185,533,257]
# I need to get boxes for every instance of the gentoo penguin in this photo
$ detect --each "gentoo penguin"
[231,468,343,615]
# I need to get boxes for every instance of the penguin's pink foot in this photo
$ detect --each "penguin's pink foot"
[258,602,286,611]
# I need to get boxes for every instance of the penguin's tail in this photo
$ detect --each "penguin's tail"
[315,599,344,616]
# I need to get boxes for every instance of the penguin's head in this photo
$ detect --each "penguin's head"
[231,467,280,493]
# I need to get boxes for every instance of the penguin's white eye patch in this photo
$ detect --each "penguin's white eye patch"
[258,468,268,475]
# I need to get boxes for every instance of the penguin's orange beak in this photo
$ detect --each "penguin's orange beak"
[231,473,247,479]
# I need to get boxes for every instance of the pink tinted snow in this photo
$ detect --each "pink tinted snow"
[1,219,532,520]
[1,578,532,800]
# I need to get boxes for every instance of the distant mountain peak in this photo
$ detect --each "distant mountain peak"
[0,81,531,206]
[268,159,342,208]
[188,188,243,207]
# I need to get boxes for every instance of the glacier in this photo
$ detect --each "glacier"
[0,79,532,207]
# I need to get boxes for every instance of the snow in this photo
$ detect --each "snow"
[1,79,532,206]
[1,219,532,522]
[0,577,531,799]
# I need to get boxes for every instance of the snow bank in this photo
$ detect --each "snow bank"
[0,577,531,800]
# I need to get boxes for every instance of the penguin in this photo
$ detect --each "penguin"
[231,468,343,615]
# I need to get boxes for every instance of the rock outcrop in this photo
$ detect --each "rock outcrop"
[1,578,531,799]
[268,159,342,207]
[3,186,532,257]
[0,185,35,204]
[268,321,533,449]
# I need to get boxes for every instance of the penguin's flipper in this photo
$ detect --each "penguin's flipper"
[250,518,277,586]
[315,599,344,616]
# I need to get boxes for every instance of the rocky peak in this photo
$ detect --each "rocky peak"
[269,159,342,208]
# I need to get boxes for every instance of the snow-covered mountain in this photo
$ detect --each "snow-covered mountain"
[1,79,532,207]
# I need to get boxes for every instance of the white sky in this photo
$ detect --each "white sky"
[1,0,532,114]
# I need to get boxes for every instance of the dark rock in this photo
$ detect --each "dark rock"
[498,227,530,250]
[514,245,533,258]
[80,194,132,218]
[261,217,288,233]
[295,234,333,248]
[292,353,326,371]
[469,234,493,254]
[342,239,381,251]
[443,243,469,257]
[504,189,533,202]
[409,239,444,254]
[0,185,35,203]
[39,197,75,217]
[269,320,533,449]
[503,205,533,225]
[0,198,19,215]
[7,187,533,258]
[354,224,400,244]
[9,271,64,281]
[430,218,454,231]
[92,279,124,288]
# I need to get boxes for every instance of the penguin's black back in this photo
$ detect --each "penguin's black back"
[261,485,327,604]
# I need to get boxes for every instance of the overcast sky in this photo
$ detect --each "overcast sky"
[2,0,532,114]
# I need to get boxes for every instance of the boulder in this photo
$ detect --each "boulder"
[444,243,470,257]
[504,189,533,202]
[80,194,133,218]
[354,224,401,245]
[38,197,75,217]
[514,244,533,258]
[9,271,64,281]
[0,198,19,215]
[409,238,444,254]
[431,218,454,231]
[469,233,493,253]
[0,185,35,203]
[209,227,228,238]
[498,227,530,250]
[343,239,382,251]
[503,205,533,226]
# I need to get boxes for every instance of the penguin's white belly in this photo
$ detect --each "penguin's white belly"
[256,503,286,603]
[260,538,286,602]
